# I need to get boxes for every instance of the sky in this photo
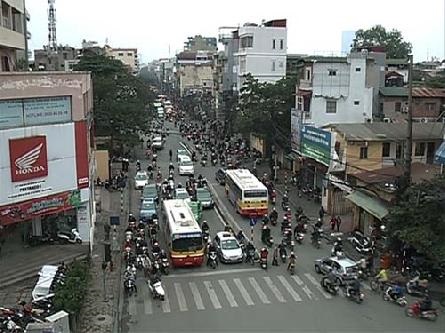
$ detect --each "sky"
[26,0,444,64]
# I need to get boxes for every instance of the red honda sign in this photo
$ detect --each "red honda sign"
[9,136,48,182]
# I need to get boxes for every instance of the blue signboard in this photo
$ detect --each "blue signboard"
[0,100,24,129]
[300,126,332,166]
[434,141,445,164]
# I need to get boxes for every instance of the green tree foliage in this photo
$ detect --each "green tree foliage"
[73,55,154,152]
[235,74,296,153]
[387,176,445,261]
[54,260,90,314]
[354,25,412,59]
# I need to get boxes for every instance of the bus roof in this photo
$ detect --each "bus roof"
[225,169,267,191]
[163,199,201,235]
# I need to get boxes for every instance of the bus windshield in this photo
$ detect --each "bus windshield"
[172,236,203,252]
[244,190,267,198]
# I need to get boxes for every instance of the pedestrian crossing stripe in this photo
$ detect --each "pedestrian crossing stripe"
[128,273,333,316]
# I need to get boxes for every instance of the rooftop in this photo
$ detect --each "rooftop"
[386,58,408,66]
[380,87,445,98]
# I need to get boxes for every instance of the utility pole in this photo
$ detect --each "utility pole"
[404,54,414,186]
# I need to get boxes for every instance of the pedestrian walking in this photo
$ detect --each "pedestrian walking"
[336,215,342,232]
[319,206,325,220]
[330,216,336,231]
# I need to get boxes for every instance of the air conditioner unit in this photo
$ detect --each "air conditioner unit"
[401,105,408,113]
[383,117,391,123]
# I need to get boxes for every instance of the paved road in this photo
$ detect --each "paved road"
[121,120,444,333]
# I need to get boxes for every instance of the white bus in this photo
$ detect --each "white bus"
[162,199,204,267]
[225,169,268,217]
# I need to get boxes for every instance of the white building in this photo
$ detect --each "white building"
[106,47,139,75]
[296,49,386,128]
[234,19,287,91]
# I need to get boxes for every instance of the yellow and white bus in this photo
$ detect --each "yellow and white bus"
[162,199,204,267]
[225,169,268,217]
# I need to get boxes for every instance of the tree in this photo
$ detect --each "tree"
[387,176,445,261]
[73,55,154,154]
[354,25,412,59]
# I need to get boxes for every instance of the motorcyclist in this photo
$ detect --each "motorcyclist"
[294,222,305,235]
[152,241,161,256]
[278,242,287,259]
[136,160,141,170]
[376,268,389,284]
[269,208,278,223]
[245,241,256,263]
[260,247,268,260]
[201,220,210,234]
[332,238,343,256]
[169,162,174,173]
[128,213,137,223]
[419,294,433,312]
[325,269,337,288]
[346,277,361,298]
[386,283,404,301]
[261,224,271,244]
[287,251,297,271]
[282,192,289,208]
[262,214,270,225]
[315,218,323,229]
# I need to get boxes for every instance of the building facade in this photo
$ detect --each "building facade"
[105,47,139,75]
[0,72,96,245]
[0,0,29,71]
[34,45,78,71]
[176,51,215,97]
[184,35,217,52]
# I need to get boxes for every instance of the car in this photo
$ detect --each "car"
[139,198,157,222]
[178,157,194,176]
[142,184,159,204]
[195,187,214,209]
[215,168,226,185]
[152,136,163,150]
[314,256,358,285]
[134,171,148,190]
[174,188,191,201]
[214,232,243,263]
[176,149,189,162]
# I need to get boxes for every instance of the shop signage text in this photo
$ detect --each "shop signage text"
[301,126,332,166]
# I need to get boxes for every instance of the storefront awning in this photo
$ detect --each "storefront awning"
[346,191,389,220]
[285,151,300,160]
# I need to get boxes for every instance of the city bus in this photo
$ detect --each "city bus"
[225,169,268,217]
[162,199,204,267]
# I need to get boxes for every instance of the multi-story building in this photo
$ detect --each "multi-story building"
[176,51,215,97]
[184,35,217,52]
[296,48,386,128]
[34,45,78,71]
[234,19,287,91]
[105,47,139,75]
[0,72,96,246]
[0,0,29,71]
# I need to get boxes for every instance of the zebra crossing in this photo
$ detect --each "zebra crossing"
[127,272,337,316]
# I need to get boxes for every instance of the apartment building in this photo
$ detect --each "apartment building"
[106,47,139,75]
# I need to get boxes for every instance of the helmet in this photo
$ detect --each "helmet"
[290,251,294,256]
[272,207,276,211]
[287,208,291,212]
[317,218,322,222]
[337,237,342,242]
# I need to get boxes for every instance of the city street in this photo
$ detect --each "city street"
[121,121,444,333]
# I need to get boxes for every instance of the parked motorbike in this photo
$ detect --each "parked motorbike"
[382,288,408,307]
[56,228,82,244]
[28,233,55,246]
[405,301,438,321]
[347,230,372,255]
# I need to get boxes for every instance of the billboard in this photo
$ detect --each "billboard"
[301,126,332,166]
[291,108,302,151]
[0,122,88,205]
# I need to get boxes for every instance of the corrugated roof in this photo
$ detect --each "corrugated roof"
[328,122,445,141]
[413,87,445,98]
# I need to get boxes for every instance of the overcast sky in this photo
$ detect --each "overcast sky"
[26,0,444,64]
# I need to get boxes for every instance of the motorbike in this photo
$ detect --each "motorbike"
[56,228,82,244]
[245,248,256,265]
[160,257,170,275]
[311,235,321,249]
[281,199,290,211]
[382,288,408,307]
[136,255,145,270]
[288,262,296,276]
[295,232,304,245]
[344,286,364,304]
[208,251,218,269]
[405,301,438,321]
[148,279,165,301]
[211,158,217,166]
[347,230,372,255]
[28,233,55,246]
[260,256,268,270]
[321,277,339,295]
[124,277,137,296]
[406,276,429,297]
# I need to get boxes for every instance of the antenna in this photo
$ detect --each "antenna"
[47,0,57,54]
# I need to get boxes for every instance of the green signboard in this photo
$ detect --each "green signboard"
[301,126,332,166]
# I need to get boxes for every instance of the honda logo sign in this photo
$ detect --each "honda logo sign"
[9,136,48,182]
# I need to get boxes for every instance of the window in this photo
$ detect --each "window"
[306,69,311,80]
[396,144,402,159]
[426,103,436,112]
[415,142,425,156]
[1,56,10,71]
[379,102,384,113]
[280,39,284,49]
[395,102,401,112]
[382,142,390,158]
[359,147,368,159]
[240,36,253,48]
[354,100,360,106]
[272,60,276,71]
[272,39,276,49]
[63,53,67,60]
[118,52,124,56]
[127,52,133,56]
[355,67,361,72]
[297,96,303,111]
[328,70,337,76]
[278,61,284,68]
[326,99,337,113]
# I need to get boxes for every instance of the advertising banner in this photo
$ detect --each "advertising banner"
[74,121,89,189]
[291,108,302,151]
[0,100,24,128]
[0,190,81,226]
[0,123,78,205]
[301,126,332,166]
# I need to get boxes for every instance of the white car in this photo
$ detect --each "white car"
[152,136,164,150]
[134,171,148,189]
[174,188,191,201]
[178,156,194,176]
[214,232,243,263]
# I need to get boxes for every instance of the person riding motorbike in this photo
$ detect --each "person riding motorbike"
[245,241,256,263]
[294,222,305,236]
[201,220,210,234]
[287,251,297,271]
[419,294,433,312]
[376,268,389,284]
[260,247,268,260]
[332,238,343,255]
[152,241,161,256]
[386,283,404,301]
[282,192,289,208]
[262,214,270,225]
[315,218,323,229]
[168,162,174,173]
[324,269,338,288]
[269,208,278,223]
[346,277,361,298]
[261,224,271,244]
[278,242,287,258]
[128,213,137,223]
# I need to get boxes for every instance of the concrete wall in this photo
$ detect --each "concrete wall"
[178,64,214,95]
[0,72,93,121]
[95,150,109,181]
[0,26,25,50]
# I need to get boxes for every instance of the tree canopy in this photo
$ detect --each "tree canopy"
[354,25,412,59]
[73,55,154,153]
[387,176,445,261]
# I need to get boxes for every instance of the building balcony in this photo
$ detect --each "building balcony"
[0,25,25,50]
[299,79,312,90]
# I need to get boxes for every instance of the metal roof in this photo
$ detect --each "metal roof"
[327,122,445,142]
[379,87,408,97]
[225,169,267,191]
[380,87,445,98]
[163,199,200,235]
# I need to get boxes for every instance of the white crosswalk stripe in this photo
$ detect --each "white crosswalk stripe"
[248,277,271,304]
[189,282,205,310]
[277,275,302,302]
[218,280,238,307]
[161,290,171,313]
[291,275,317,300]
[204,281,222,309]
[128,295,137,316]
[304,273,332,299]
[142,283,153,314]
[264,277,286,303]
[174,282,188,312]
[233,278,254,306]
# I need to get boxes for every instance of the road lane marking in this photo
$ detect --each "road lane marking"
[204,281,222,309]
[277,275,302,302]
[128,295,137,316]
[304,273,332,299]
[161,290,171,313]
[174,283,188,312]
[213,205,227,227]
[168,268,260,278]
[233,278,254,306]
[189,282,205,310]
[218,279,238,307]
[264,276,286,303]
[142,283,153,315]
[248,277,270,304]
[208,183,243,231]
[291,275,317,300]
